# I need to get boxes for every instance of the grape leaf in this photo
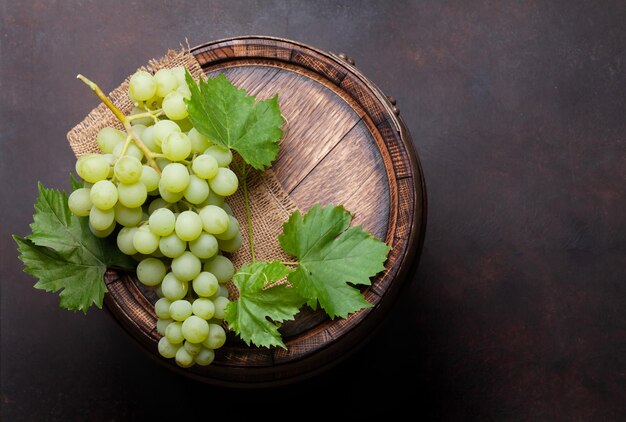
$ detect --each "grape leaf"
[14,182,134,312]
[225,261,305,349]
[279,204,391,319]
[184,71,283,170]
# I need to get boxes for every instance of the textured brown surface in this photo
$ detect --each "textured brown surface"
[2,0,626,420]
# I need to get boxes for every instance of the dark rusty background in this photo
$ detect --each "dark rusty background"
[1,1,625,420]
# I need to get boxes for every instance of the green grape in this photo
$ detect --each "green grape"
[191,154,218,180]
[181,315,209,343]
[158,181,184,203]
[203,255,234,284]
[152,119,181,147]
[136,257,167,286]
[160,163,189,193]
[175,211,203,242]
[165,321,185,344]
[129,107,153,126]
[116,227,138,255]
[129,70,157,101]
[183,341,202,356]
[204,145,233,167]
[156,318,173,336]
[155,298,172,319]
[211,285,229,299]
[97,127,125,153]
[188,128,211,154]
[194,348,215,366]
[217,231,242,253]
[212,296,230,320]
[114,155,143,184]
[171,66,186,85]
[161,131,191,161]
[192,298,215,320]
[117,181,147,208]
[201,189,225,207]
[162,91,189,120]
[76,153,111,183]
[183,175,209,204]
[171,251,201,282]
[140,165,160,193]
[188,233,218,259]
[89,206,115,231]
[113,202,143,227]
[198,205,229,234]
[131,124,148,139]
[221,201,233,216]
[214,215,240,240]
[102,154,116,178]
[112,141,143,161]
[89,220,115,238]
[158,337,180,359]
[161,272,188,301]
[159,233,187,258]
[192,272,219,297]
[154,68,179,98]
[68,188,92,217]
[149,207,176,236]
[170,300,193,321]
[89,180,118,210]
[203,323,227,349]
[176,84,191,100]
[175,346,194,368]
[140,126,160,153]
[209,167,238,196]
[132,225,160,254]
[148,197,168,214]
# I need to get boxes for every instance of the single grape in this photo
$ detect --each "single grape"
[183,341,202,356]
[203,323,227,349]
[221,201,233,215]
[212,296,230,320]
[158,337,180,359]
[89,221,115,238]
[76,154,111,183]
[181,315,209,343]
[188,128,211,154]
[152,120,181,147]
[140,126,160,153]
[89,206,115,231]
[210,285,230,299]
[161,131,191,161]
[209,167,238,197]
[132,225,160,254]
[198,205,229,234]
[116,226,138,255]
[97,127,125,153]
[136,257,167,286]
[200,189,225,207]
[204,145,233,167]
[154,298,172,319]
[114,155,143,184]
[154,68,179,98]
[176,84,191,100]
[188,233,218,259]
[158,181,185,203]
[161,272,189,301]
[217,231,242,253]
[156,318,173,336]
[149,207,176,236]
[140,165,160,193]
[194,348,215,366]
[160,163,190,193]
[162,91,189,120]
[170,300,193,321]
[214,215,240,240]
[175,346,194,368]
[183,175,209,204]
[117,181,147,208]
[68,188,92,217]
[89,180,118,210]
[165,321,185,344]
[203,255,234,284]
[192,272,219,297]
[159,232,187,258]
[129,70,157,102]
[171,66,186,85]
[113,202,143,227]
[171,251,201,282]
[192,298,215,320]
[175,211,203,241]
[148,197,169,214]
[191,154,218,180]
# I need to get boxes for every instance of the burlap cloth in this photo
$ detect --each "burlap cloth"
[67,49,297,271]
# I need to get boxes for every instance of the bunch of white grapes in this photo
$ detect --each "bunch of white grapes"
[68,66,241,368]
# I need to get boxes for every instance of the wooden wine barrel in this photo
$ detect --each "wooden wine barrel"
[103,36,427,387]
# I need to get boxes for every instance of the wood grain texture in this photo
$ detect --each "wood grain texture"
[103,36,426,387]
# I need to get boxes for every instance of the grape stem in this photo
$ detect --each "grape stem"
[76,74,161,175]
[240,162,256,262]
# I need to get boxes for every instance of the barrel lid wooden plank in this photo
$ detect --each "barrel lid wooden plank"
[103,36,427,387]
